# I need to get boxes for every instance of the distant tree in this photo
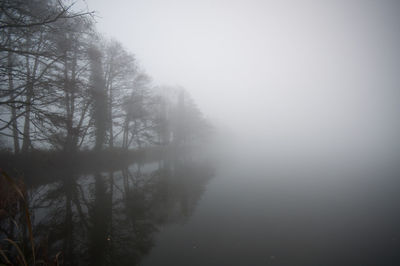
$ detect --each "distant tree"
[122,73,152,149]
[101,39,137,148]
[88,45,107,151]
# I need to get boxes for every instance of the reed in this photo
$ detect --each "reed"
[0,170,60,266]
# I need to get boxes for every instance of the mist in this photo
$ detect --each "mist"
[2,0,400,265]
[84,0,400,162]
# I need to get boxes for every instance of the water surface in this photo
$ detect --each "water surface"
[4,146,400,266]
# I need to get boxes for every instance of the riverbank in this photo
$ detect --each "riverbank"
[0,146,171,185]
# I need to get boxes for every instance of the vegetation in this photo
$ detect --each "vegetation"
[0,0,211,155]
[0,1,213,265]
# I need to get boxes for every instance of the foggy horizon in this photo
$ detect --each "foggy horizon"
[78,0,400,161]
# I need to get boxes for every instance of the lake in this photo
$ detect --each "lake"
[2,144,400,266]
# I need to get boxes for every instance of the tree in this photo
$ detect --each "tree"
[0,0,93,152]
[0,0,92,54]
[101,39,137,148]
[0,0,210,153]
[122,73,152,149]
[88,45,107,151]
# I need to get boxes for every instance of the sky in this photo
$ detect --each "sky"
[75,0,400,160]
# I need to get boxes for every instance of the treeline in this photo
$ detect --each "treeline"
[0,0,210,154]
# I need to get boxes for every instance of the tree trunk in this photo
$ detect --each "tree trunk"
[21,56,32,152]
[21,35,41,152]
[64,50,78,153]
[122,115,129,149]
[88,46,107,152]
[7,51,20,154]
[108,84,114,148]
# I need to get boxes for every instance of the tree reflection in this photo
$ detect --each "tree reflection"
[8,154,215,265]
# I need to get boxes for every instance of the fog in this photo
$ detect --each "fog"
[2,1,400,265]
[82,0,400,162]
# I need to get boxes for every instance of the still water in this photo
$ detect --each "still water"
[141,148,400,266]
[6,146,400,265]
